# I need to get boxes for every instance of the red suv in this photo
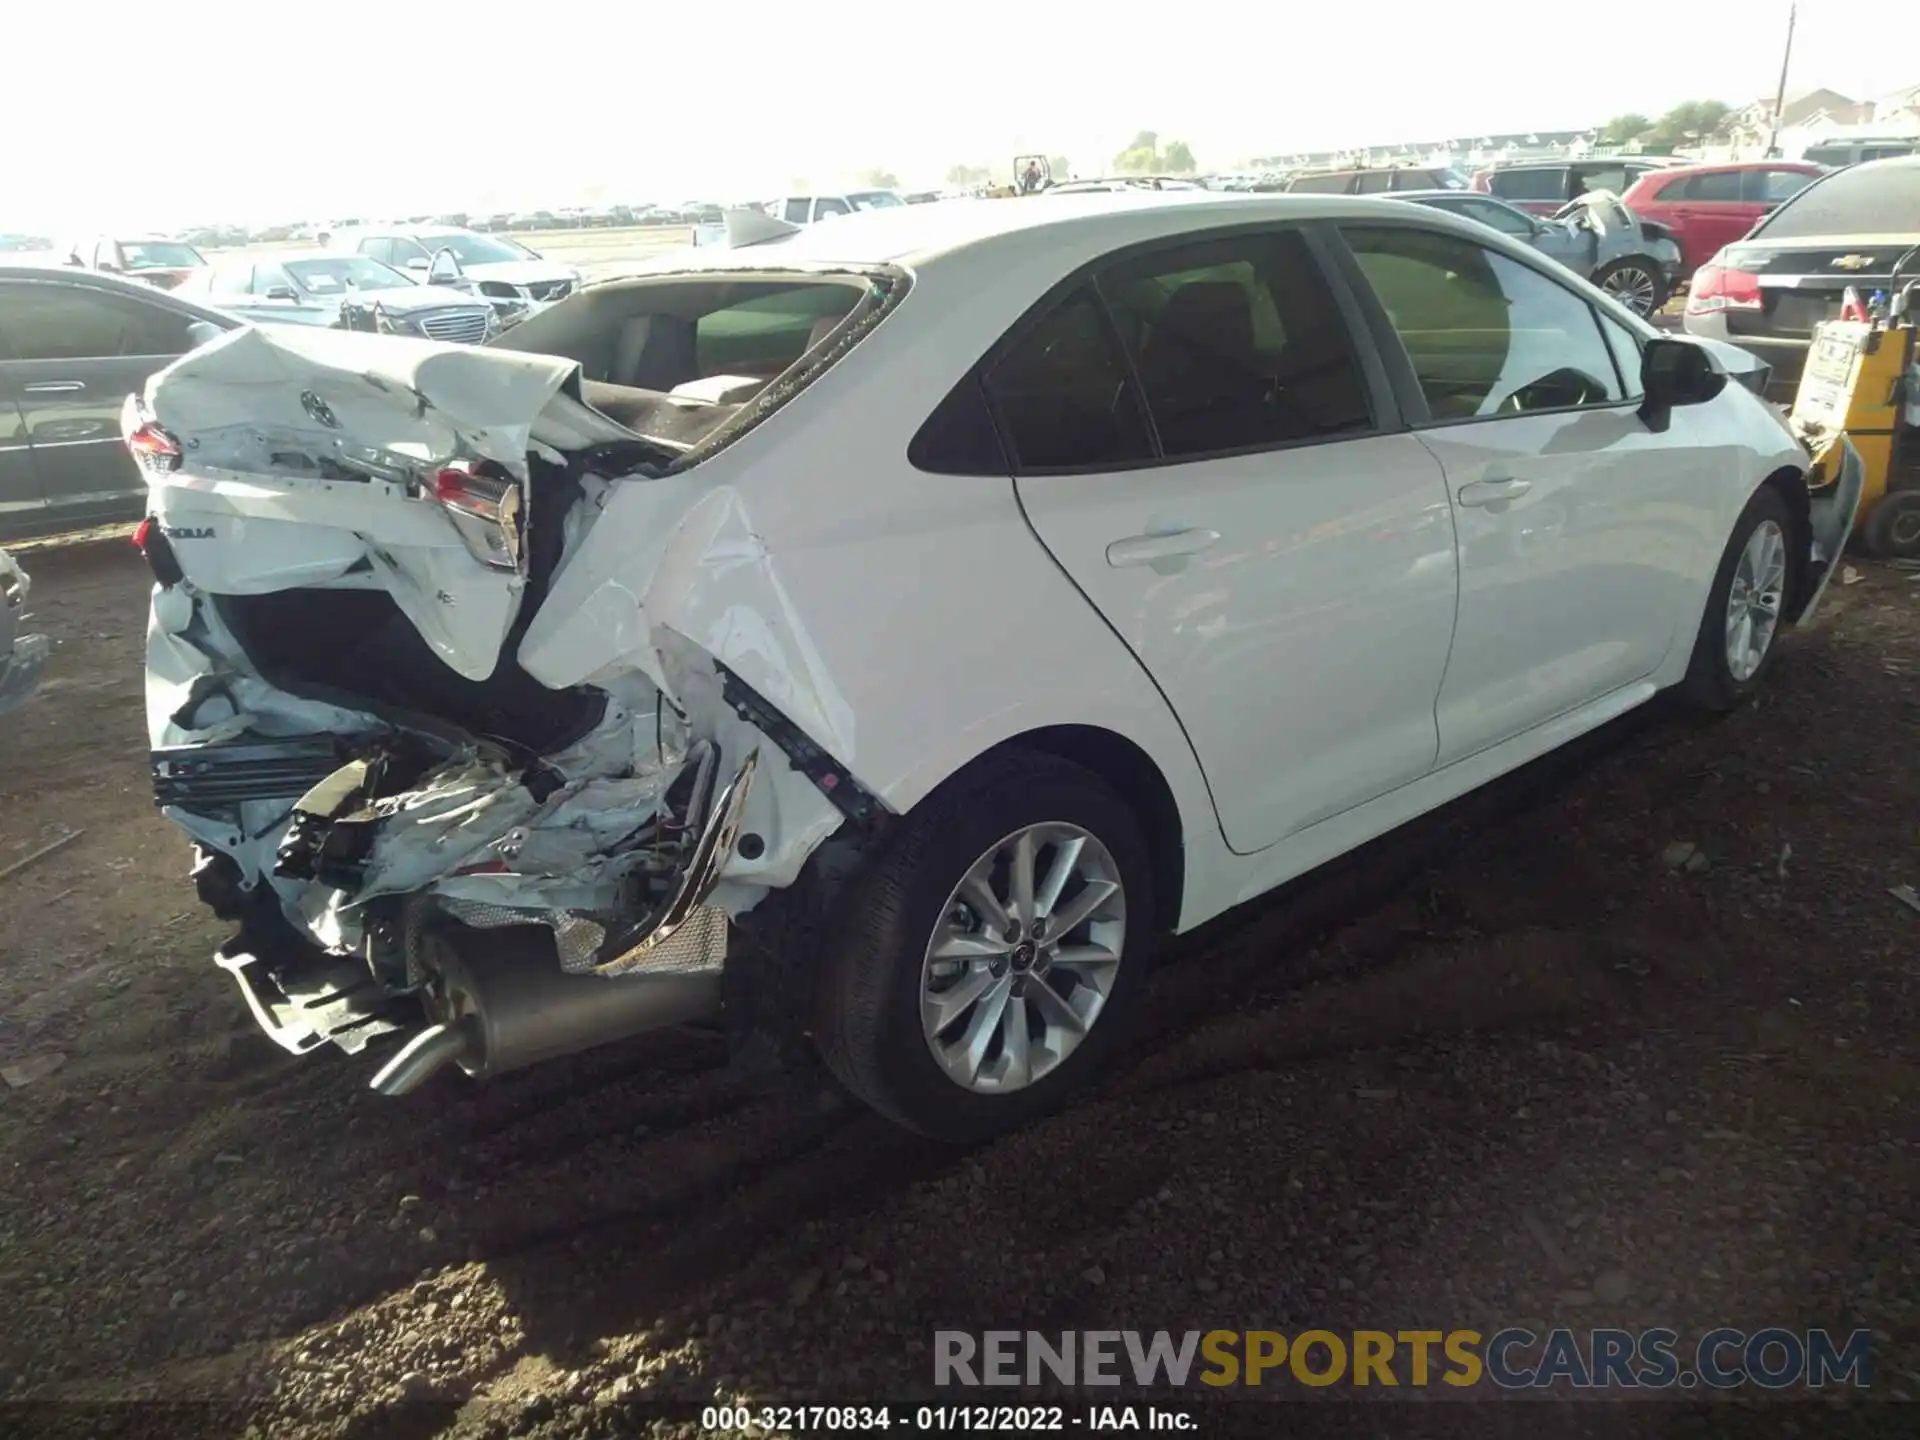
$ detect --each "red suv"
[1619,162,1824,277]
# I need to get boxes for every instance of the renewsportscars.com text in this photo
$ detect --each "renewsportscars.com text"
[934,1328,1874,1390]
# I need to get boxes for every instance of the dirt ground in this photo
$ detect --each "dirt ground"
[1,537,1916,1436]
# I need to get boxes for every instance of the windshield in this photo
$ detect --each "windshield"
[286,256,412,293]
[1755,163,1920,239]
[845,191,904,211]
[415,231,534,265]
[121,241,204,270]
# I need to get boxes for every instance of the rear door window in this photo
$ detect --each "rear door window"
[1342,225,1624,420]
[0,282,194,360]
[1488,167,1567,201]
[783,198,812,224]
[1354,172,1394,194]
[1677,171,1743,202]
[983,288,1153,471]
[1288,172,1356,193]
[1457,198,1536,237]
[1097,230,1372,456]
[1573,163,1633,194]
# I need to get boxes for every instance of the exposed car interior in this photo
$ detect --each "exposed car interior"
[490,275,869,449]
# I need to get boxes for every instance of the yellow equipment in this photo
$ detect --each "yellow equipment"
[1787,277,1920,558]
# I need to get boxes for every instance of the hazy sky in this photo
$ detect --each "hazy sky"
[7,0,1910,229]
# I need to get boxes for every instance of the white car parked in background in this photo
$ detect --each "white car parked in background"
[126,193,1858,1141]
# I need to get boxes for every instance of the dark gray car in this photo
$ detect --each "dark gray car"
[1393,189,1682,316]
[0,267,237,541]
[176,252,496,343]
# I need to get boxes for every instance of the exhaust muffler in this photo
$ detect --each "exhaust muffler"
[369,929,722,1096]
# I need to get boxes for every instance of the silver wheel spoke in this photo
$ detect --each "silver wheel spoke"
[1051,942,1120,972]
[1034,834,1085,918]
[999,995,1032,1089]
[959,872,1012,937]
[954,975,1013,1084]
[919,819,1127,1096]
[1046,878,1119,937]
[927,964,997,1035]
[1027,977,1087,1035]
[930,929,1006,962]
[1010,830,1038,926]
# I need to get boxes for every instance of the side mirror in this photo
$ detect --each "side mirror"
[404,256,431,272]
[186,320,225,348]
[1639,337,1726,427]
[264,285,299,301]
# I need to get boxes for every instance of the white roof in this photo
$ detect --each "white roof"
[646,192,1430,276]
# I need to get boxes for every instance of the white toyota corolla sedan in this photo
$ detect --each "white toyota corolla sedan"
[125,193,1861,1140]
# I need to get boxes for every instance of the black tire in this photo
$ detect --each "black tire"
[1593,257,1666,317]
[813,750,1156,1142]
[1860,490,1920,560]
[1678,486,1799,712]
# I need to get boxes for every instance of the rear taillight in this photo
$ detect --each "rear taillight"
[1686,264,1763,315]
[120,393,181,475]
[430,461,523,572]
[132,517,152,550]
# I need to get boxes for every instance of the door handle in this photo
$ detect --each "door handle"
[1456,477,1533,508]
[1105,527,1222,568]
[22,380,86,395]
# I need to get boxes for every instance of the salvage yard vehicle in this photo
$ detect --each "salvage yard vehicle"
[1473,156,1684,215]
[177,252,496,343]
[73,235,209,292]
[1685,156,1920,398]
[331,226,583,327]
[1618,160,1824,278]
[1,266,236,541]
[128,193,1861,1141]
[0,546,46,714]
[1393,189,1681,315]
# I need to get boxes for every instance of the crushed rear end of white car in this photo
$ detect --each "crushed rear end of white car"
[126,274,903,1095]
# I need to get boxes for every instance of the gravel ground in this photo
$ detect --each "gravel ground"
[0,539,1915,1437]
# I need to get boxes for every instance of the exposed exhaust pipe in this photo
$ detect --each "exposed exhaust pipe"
[368,932,722,1096]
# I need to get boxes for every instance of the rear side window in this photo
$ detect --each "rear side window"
[984,288,1153,471]
[1753,162,1920,238]
[783,199,811,224]
[1574,164,1633,194]
[1488,167,1566,201]
[1676,171,1743,202]
[0,282,194,360]
[1098,230,1371,456]
[1458,198,1535,237]
[1355,172,1394,194]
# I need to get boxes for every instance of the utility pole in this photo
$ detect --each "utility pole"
[1766,2,1798,158]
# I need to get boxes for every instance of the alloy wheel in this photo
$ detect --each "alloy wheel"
[1726,519,1786,682]
[1602,264,1659,316]
[920,822,1127,1094]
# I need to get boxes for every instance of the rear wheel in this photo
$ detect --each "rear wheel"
[1861,490,1920,560]
[1593,257,1665,317]
[813,752,1154,1142]
[1678,487,1798,712]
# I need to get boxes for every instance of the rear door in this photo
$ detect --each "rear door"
[1659,169,1754,272]
[1004,225,1461,852]
[0,279,199,525]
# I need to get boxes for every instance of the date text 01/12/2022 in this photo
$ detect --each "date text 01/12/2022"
[699,1404,1196,1431]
